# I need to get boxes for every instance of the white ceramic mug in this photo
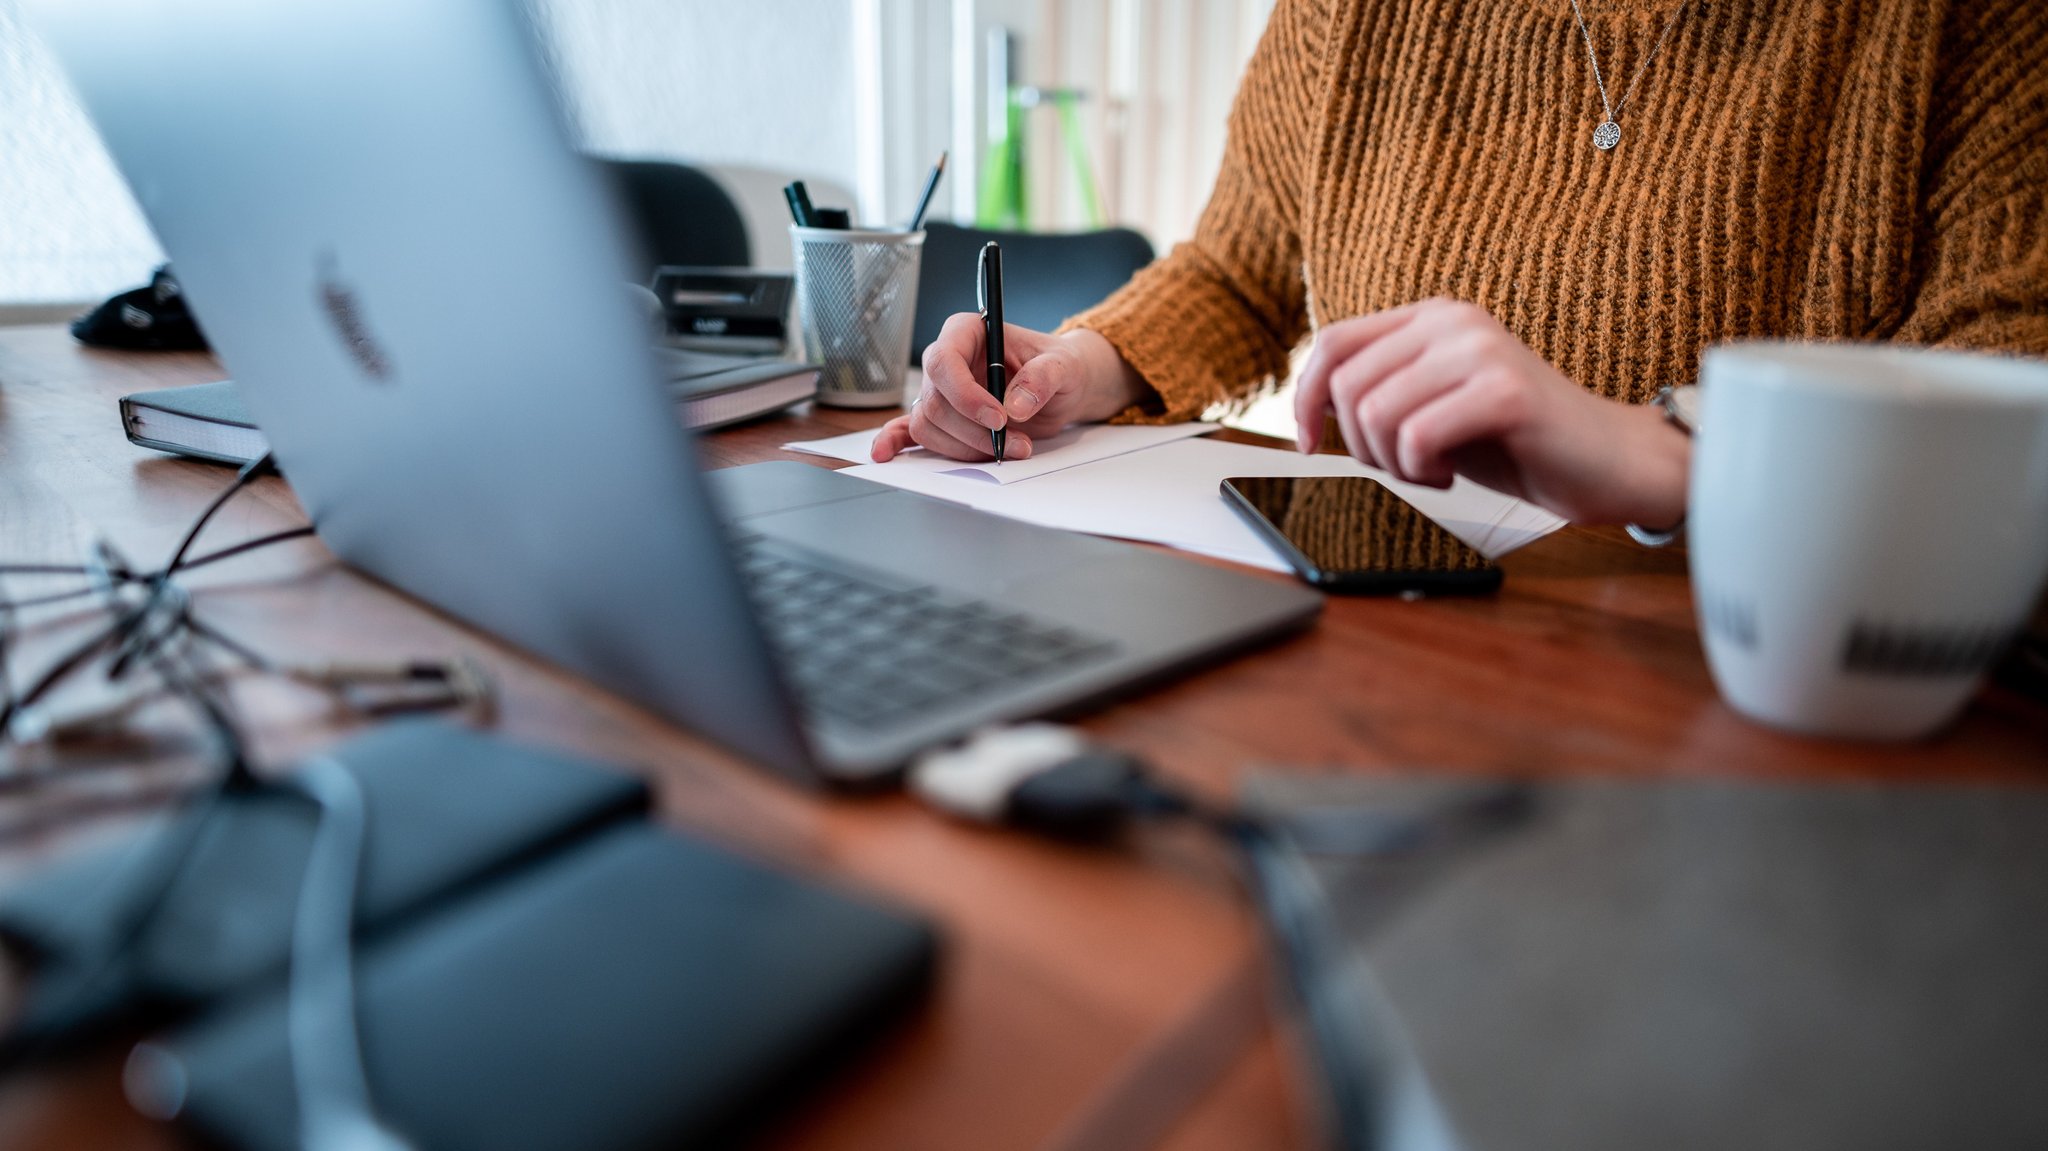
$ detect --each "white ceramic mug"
[1689,342,2048,739]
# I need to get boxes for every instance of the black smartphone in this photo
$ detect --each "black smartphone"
[1220,476,1504,596]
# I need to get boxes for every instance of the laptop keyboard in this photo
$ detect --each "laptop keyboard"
[732,536,1118,731]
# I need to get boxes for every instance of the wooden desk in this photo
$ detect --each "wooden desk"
[0,325,2042,1151]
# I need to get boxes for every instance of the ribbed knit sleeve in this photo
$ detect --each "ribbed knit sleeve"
[1062,0,1334,423]
[1890,0,2048,356]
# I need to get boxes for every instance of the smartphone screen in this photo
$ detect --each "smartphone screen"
[1221,476,1503,595]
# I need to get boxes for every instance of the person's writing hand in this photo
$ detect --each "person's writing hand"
[1293,298,1688,527]
[871,317,1146,462]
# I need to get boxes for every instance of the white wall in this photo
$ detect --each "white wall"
[0,0,1272,305]
[0,1,872,305]
[529,0,862,205]
[0,0,163,306]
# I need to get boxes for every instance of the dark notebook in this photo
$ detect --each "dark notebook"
[0,720,651,1055]
[119,350,817,465]
[147,823,937,1151]
[0,721,937,1151]
[1252,775,2048,1151]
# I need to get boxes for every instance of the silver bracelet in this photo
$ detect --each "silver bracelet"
[1625,520,1684,548]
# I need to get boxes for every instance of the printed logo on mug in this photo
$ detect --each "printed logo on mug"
[1689,343,2048,739]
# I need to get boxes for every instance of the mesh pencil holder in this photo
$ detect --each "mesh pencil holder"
[791,226,925,408]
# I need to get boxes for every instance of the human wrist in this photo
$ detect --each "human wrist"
[1064,327,1151,422]
[1618,403,1691,531]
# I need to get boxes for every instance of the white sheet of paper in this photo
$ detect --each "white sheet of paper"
[840,437,1566,570]
[782,421,1217,484]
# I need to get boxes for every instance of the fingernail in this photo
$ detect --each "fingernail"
[977,407,1005,430]
[1006,387,1037,418]
[1009,434,1031,458]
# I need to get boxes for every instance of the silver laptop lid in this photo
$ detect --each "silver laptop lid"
[30,0,818,776]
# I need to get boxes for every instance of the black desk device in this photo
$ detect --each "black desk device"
[0,722,938,1151]
[147,822,937,1151]
[1221,475,1503,596]
[652,266,793,355]
[0,721,650,1057]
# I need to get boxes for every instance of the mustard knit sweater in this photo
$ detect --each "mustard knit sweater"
[1071,0,2048,420]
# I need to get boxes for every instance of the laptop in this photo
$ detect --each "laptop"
[31,0,1321,783]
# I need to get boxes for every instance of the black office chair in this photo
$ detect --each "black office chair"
[597,158,751,281]
[910,221,1154,366]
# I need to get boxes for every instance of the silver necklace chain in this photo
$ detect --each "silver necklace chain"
[1568,0,1693,151]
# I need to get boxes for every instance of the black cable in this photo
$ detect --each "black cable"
[919,743,1504,1151]
[125,628,403,1146]
[122,590,253,786]
[0,525,313,618]
[997,764,1384,1147]
[107,610,272,725]
[11,512,404,1147]
[1,458,437,759]
[0,523,313,658]
[0,596,15,720]
[179,613,273,673]
[82,539,255,787]
[0,453,281,709]
[1227,817,1388,1151]
[105,588,193,687]
[163,454,279,578]
[0,611,139,738]
[1,459,423,1146]
[0,585,112,613]
[0,549,258,1068]
[176,525,316,573]
[102,454,275,685]
[0,493,272,993]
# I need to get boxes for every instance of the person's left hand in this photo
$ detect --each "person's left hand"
[1292,297,1688,527]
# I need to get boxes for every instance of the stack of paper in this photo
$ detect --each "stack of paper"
[783,424,1565,572]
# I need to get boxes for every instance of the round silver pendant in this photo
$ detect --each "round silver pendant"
[1593,120,1622,151]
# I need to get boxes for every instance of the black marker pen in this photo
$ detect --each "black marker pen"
[979,241,1006,463]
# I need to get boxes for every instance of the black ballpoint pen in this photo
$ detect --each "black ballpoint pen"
[978,241,1006,463]
[907,151,947,230]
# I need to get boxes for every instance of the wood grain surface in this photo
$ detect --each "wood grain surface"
[0,325,2041,1151]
